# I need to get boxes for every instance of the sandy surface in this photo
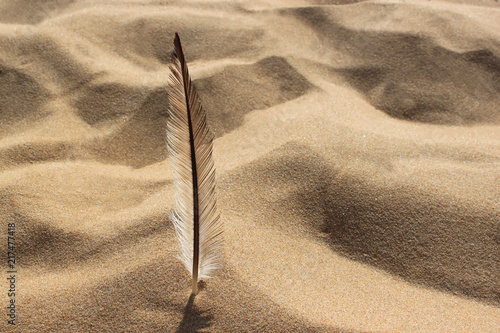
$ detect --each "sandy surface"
[1,0,499,332]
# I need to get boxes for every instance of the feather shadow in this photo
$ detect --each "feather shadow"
[176,294,212,333]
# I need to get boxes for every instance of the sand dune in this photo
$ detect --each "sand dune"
[1,0,499,332]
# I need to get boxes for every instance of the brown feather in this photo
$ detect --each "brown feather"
[167,33,222,295]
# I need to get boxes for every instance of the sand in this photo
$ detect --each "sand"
[1,0,499,332]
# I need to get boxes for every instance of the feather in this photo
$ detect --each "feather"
[167,32,223,295]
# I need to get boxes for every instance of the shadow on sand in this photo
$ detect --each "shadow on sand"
[176,294,213,333]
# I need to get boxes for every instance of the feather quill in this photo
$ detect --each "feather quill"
[167,33,223,295]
